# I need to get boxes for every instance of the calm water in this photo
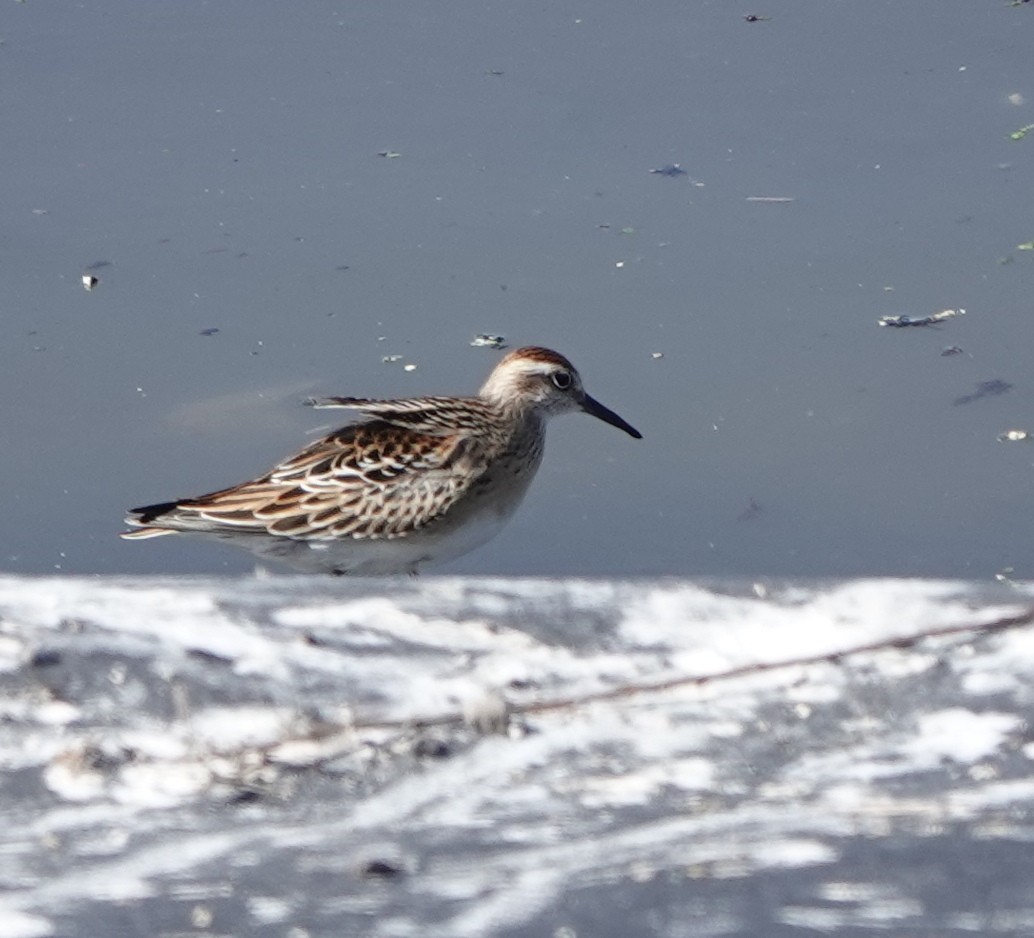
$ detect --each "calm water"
[3,1,1034,578]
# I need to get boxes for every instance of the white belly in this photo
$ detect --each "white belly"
[300,505,511,575]
[215,458,538,576]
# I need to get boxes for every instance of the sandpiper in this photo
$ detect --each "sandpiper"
[121,347,641,575]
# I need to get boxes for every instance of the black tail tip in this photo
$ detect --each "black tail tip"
[128,500,180,524]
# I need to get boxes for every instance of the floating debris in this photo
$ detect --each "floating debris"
[954,379,1013,406]
[81,274,98,291]
[998,429,1032,443]
[995,566,1018,586]
[878,308,965,328]
[1009,123,1034,141]
[649,164,688,178]
[190,906,214,929]
[199,328,220,336]
[651,352,664,360]
[377,150,401,159]
[941,345,964,357]
[470,334,507,350]
[381,355,403,364]
[463,691,510,735]
[403,363,417,372]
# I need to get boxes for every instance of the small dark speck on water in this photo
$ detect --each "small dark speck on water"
[738,497,763,521]
[199,328,220,336]
[187,646,232,663]
[357,858,405,879]
[30,649,62,668]
[953,379,1013,406]
[412,736,452,759]
[941,346,964,357]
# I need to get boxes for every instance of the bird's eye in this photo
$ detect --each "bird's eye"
[551,370,572,390]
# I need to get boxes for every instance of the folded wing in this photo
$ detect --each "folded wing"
[123,415,494,541]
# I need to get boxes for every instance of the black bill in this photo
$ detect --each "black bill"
[582,394,642,439]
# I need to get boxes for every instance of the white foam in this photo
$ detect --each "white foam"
[1,574,1032,936]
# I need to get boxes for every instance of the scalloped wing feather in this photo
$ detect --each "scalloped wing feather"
[307,396,496,436]
[156,418,495,540]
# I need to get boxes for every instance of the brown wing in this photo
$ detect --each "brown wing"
[306,396,498,435]
[164,419,493,539]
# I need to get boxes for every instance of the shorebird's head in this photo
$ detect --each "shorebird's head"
[479,346,642,438]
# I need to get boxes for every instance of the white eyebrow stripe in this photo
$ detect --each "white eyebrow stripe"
[516,361,556,376]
